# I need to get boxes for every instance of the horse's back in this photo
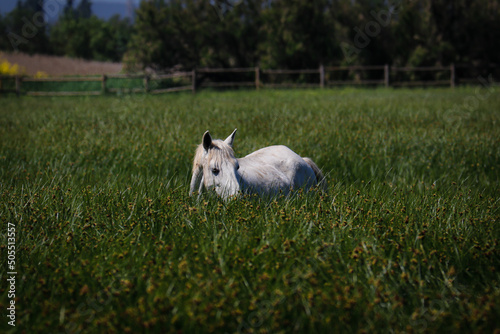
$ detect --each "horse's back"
[241,145,307,170]
[238,145,317,192]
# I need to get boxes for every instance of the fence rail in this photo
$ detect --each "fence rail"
[0,64,497,96]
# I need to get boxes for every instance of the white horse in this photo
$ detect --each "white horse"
[189,129,326,199]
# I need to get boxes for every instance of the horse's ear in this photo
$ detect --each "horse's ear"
[202,130,212,151]
[224,128,237,147]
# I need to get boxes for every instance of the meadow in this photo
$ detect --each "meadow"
[0,87,499,333]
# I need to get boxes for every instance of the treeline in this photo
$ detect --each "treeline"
[1,0,500,72]
[0,0,132,62]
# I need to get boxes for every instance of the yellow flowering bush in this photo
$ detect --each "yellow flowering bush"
[0,54,26,76]
[34,70,48,78]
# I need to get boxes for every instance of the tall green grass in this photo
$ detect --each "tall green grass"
[0,88,499,333]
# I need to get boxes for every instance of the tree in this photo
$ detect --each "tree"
[50,11,132,62]
[89,15,132,62]
[2,0,50,54]
[50,11,92,58]
[64,0,75,16]
[125,0,335,72]
[124,0,220,71]
[0,15,10,50]
[201,0,263,68]
[106,15,133,62]
[76,0,92,19]
[23,0,44,14]
[23,0,496,69]
[259,0,336,69]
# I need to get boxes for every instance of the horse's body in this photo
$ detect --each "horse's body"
[190,129,326,199]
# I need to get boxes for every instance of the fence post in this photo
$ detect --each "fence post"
[450,63,455,88]
[255,66,260,90]
[319,64,325,88]
[384,64,390,87]
[15,76,22,96]
[191,69,196,94]
[101,74,107,94]
[144,75,150,93]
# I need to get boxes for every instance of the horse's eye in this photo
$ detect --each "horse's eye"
[236,164,240,170]
[212,167,220,175]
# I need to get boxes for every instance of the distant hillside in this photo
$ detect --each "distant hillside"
[1,52,122,76]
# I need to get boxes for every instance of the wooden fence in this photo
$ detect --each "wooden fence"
[0,64,497,96]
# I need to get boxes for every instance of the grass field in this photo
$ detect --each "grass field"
[0,88,499,333]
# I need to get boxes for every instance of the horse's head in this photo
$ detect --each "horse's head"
[190,129,241,199]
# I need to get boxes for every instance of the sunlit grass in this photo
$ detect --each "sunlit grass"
[0,87,499,333]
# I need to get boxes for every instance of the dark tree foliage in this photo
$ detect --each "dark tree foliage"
[76,0,93,19]
[1,0,499,70]
[1,0,50,54]
[124,0,500,72]
[258,0,336,69]
[124,0,248,71]
[49,1,132,61]
[0,0,132,62]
